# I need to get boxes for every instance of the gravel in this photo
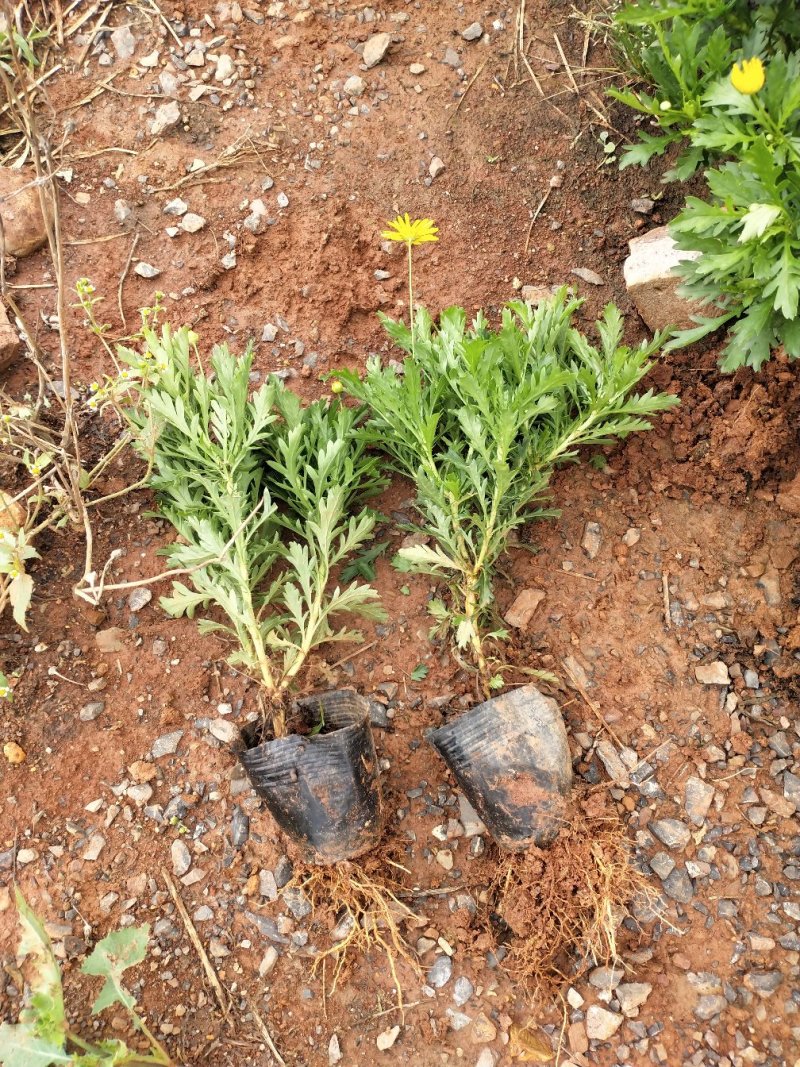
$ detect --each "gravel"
[427,955,453,988]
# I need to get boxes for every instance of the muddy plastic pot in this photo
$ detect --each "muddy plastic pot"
[239,689,383,864]
[427,683,572,850]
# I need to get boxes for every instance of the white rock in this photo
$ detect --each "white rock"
[150,100,181,137]
[128,587,152,612]
[617,982,652,1015]
[462,22,483,41]
[215,53,235,81]
[475,1051,496,1067]
[328,1034,342,1065]
[110,26,137,61]
[409,63,426,74]
[343,74,365,97]
[429,156,446,179]
[185,48,205,67]
[181,213,206,233]
[376,1026,400,1051]
[259,945,279,977]
[695,661,730,686]
[171,839,192,877]
[582,521,602,559]
[209,718,238,744]
[585,1004,623,1041]
[134,262,161,279]
[140,49,160,68]
[114,199,132,225]
[362,32,392,69]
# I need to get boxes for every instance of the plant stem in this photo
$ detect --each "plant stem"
[406,241,416,360]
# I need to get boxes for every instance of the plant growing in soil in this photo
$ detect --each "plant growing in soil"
[0,889,174,1066]
[339,280,678,689]
[666,54,800,369]
[121,326,385,739]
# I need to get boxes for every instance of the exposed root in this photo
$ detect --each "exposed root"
[296,860,421,1009]
[488,809,660,999]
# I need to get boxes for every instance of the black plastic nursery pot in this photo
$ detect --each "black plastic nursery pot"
[427,683,573,851]
[238,689,383,864]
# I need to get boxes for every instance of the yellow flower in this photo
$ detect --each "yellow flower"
[381,213,439,247]
[731,57,765,95]
[330,380,343,394]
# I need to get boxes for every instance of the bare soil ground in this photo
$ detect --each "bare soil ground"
[1,3,799,1067]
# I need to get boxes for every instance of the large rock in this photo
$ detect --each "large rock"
[0,301,21,371]
[623,225,721,333]
[0,166,50,257]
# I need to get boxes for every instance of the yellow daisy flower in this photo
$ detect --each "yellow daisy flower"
[731,57,765,95]
[381,213,439,247]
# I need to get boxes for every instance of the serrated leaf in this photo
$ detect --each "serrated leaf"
[0,1021,71,1067]
[82,925,149,1016]
[13,890,66,1041]
[738,203,782,243]
[410,663,429,682]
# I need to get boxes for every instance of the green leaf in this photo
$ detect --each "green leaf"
[82,925,149,1015]
[738,203,782,243]
[0,1021,71,1067]
[410,663,429,682]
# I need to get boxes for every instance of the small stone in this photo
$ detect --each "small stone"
[743,971,783,998]
[171,839,191,877]
[114,199,132,225]
[435,849,454,871]
[163,197,188,216]
[193,905,213,922]
[458,793,486,837]
[427,955,453,988]
[343,74,365,96]
[376,1025,400,1051]
[80,700,106,722]
[581,521,602,558]
[694,995,727,1020]
[262,323,278,342]
[230,807,249,848]
[134,262,161,279]
[259,869,278,901]
[126,784,153,806]
[0,166,50,257]
[215,53,235,81]
[110,25,136,61]
[150,100,181,137]
[471,1014,497,1042]
[572,267,604,287]
[622,527,641,546]
[180,213,206,233]
[274,855,293,888]
[208,937,229,958]
[503,587,545,628]
[617,983,652,1015]
[461,21,483,40]
[630,197,655,215]
[475,1051,496,1067]
[362,32,392,69]
[662,867,694,903]
[694,661,730,685]
[208,719,238,744]
[684,776,714,826]
[328,1034,342,1065]
[429,156,446,179]
[128,588,152,612]
[16,848,37,865]
[588,965,624,989]
[649,817,691,850]
[82,833,106,861]
[277,192,289,209]
[784,771,800,810]
[446,1009,471,1031]
[595,740,630,787]
[282,888,312,920]
[585,1005,623,1041]
[443,47,461,68]
[151,731,183,758]
[259,945,279,977]
[453,976,473,1006]
[409,62,426,74]
[649,851,675,879]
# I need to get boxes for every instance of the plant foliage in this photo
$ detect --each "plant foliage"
[122,326,385,735]
[338,291,677,683]
[0,889,172,1066]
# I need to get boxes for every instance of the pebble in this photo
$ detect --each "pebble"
[586,1005,623,1041]
[134,262,161,279]
[443,47,461,68]
[695,661,730,685]
[662,867,694,903]
[429,157,446,179]
[595,740,630,787]
[475,1051,496,1067]
[171,839,191,877]
[259,869,278,901]
[409,62,426,74]
[649,851,675,879]
[630,197,655,214]
[784,771,800,809]
[193,905,213,922]
[82,834,106,861]
[376,1025,400,1050]
[427,955,453,988]
[126,784,153,806]
[80,701,105,722]
[230,806,250,848]
[209,719,239,744]
[164,197,188,216]
[744,971,783,997]
[572,267,604,286]
[180,213,206,233]
[128,588,152,612]
[435,849,454,871]
[283,888,312,920]
[617,982,653,1014]
[461,21,483,40]
[694,995,728,1020]
[649,817,691,850]
[582,521,602,558]
[446,1009,471,1030]
[328,1034,342,1065]
[471,1014,497,1042]
[589,965,624,989]
[110,25,136,60]
[684,776,715,826]
[150,100,181,137]
[16,848,37,864]
[151,731,183,758]
[343,74,365,96]
[277,192,289,209]
[362,32,392,69]
[274,855,293,888]
[452,975,474,1006]
[259,945,279,977]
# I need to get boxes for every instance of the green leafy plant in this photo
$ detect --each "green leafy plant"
[0,889,173,1066]
[120,326,385,738]
[339,289,678,690]
[666,54,800,369]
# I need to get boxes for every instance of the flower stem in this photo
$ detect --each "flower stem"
[406,240,415,360]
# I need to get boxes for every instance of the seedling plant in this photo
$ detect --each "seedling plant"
[0,889,174,1066]
[339,218,678,691]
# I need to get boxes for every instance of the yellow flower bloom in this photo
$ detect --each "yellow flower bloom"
[381,213,439,247]
[731,57,765,95]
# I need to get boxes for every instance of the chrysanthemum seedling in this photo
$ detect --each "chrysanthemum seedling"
[121,326,386,739]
